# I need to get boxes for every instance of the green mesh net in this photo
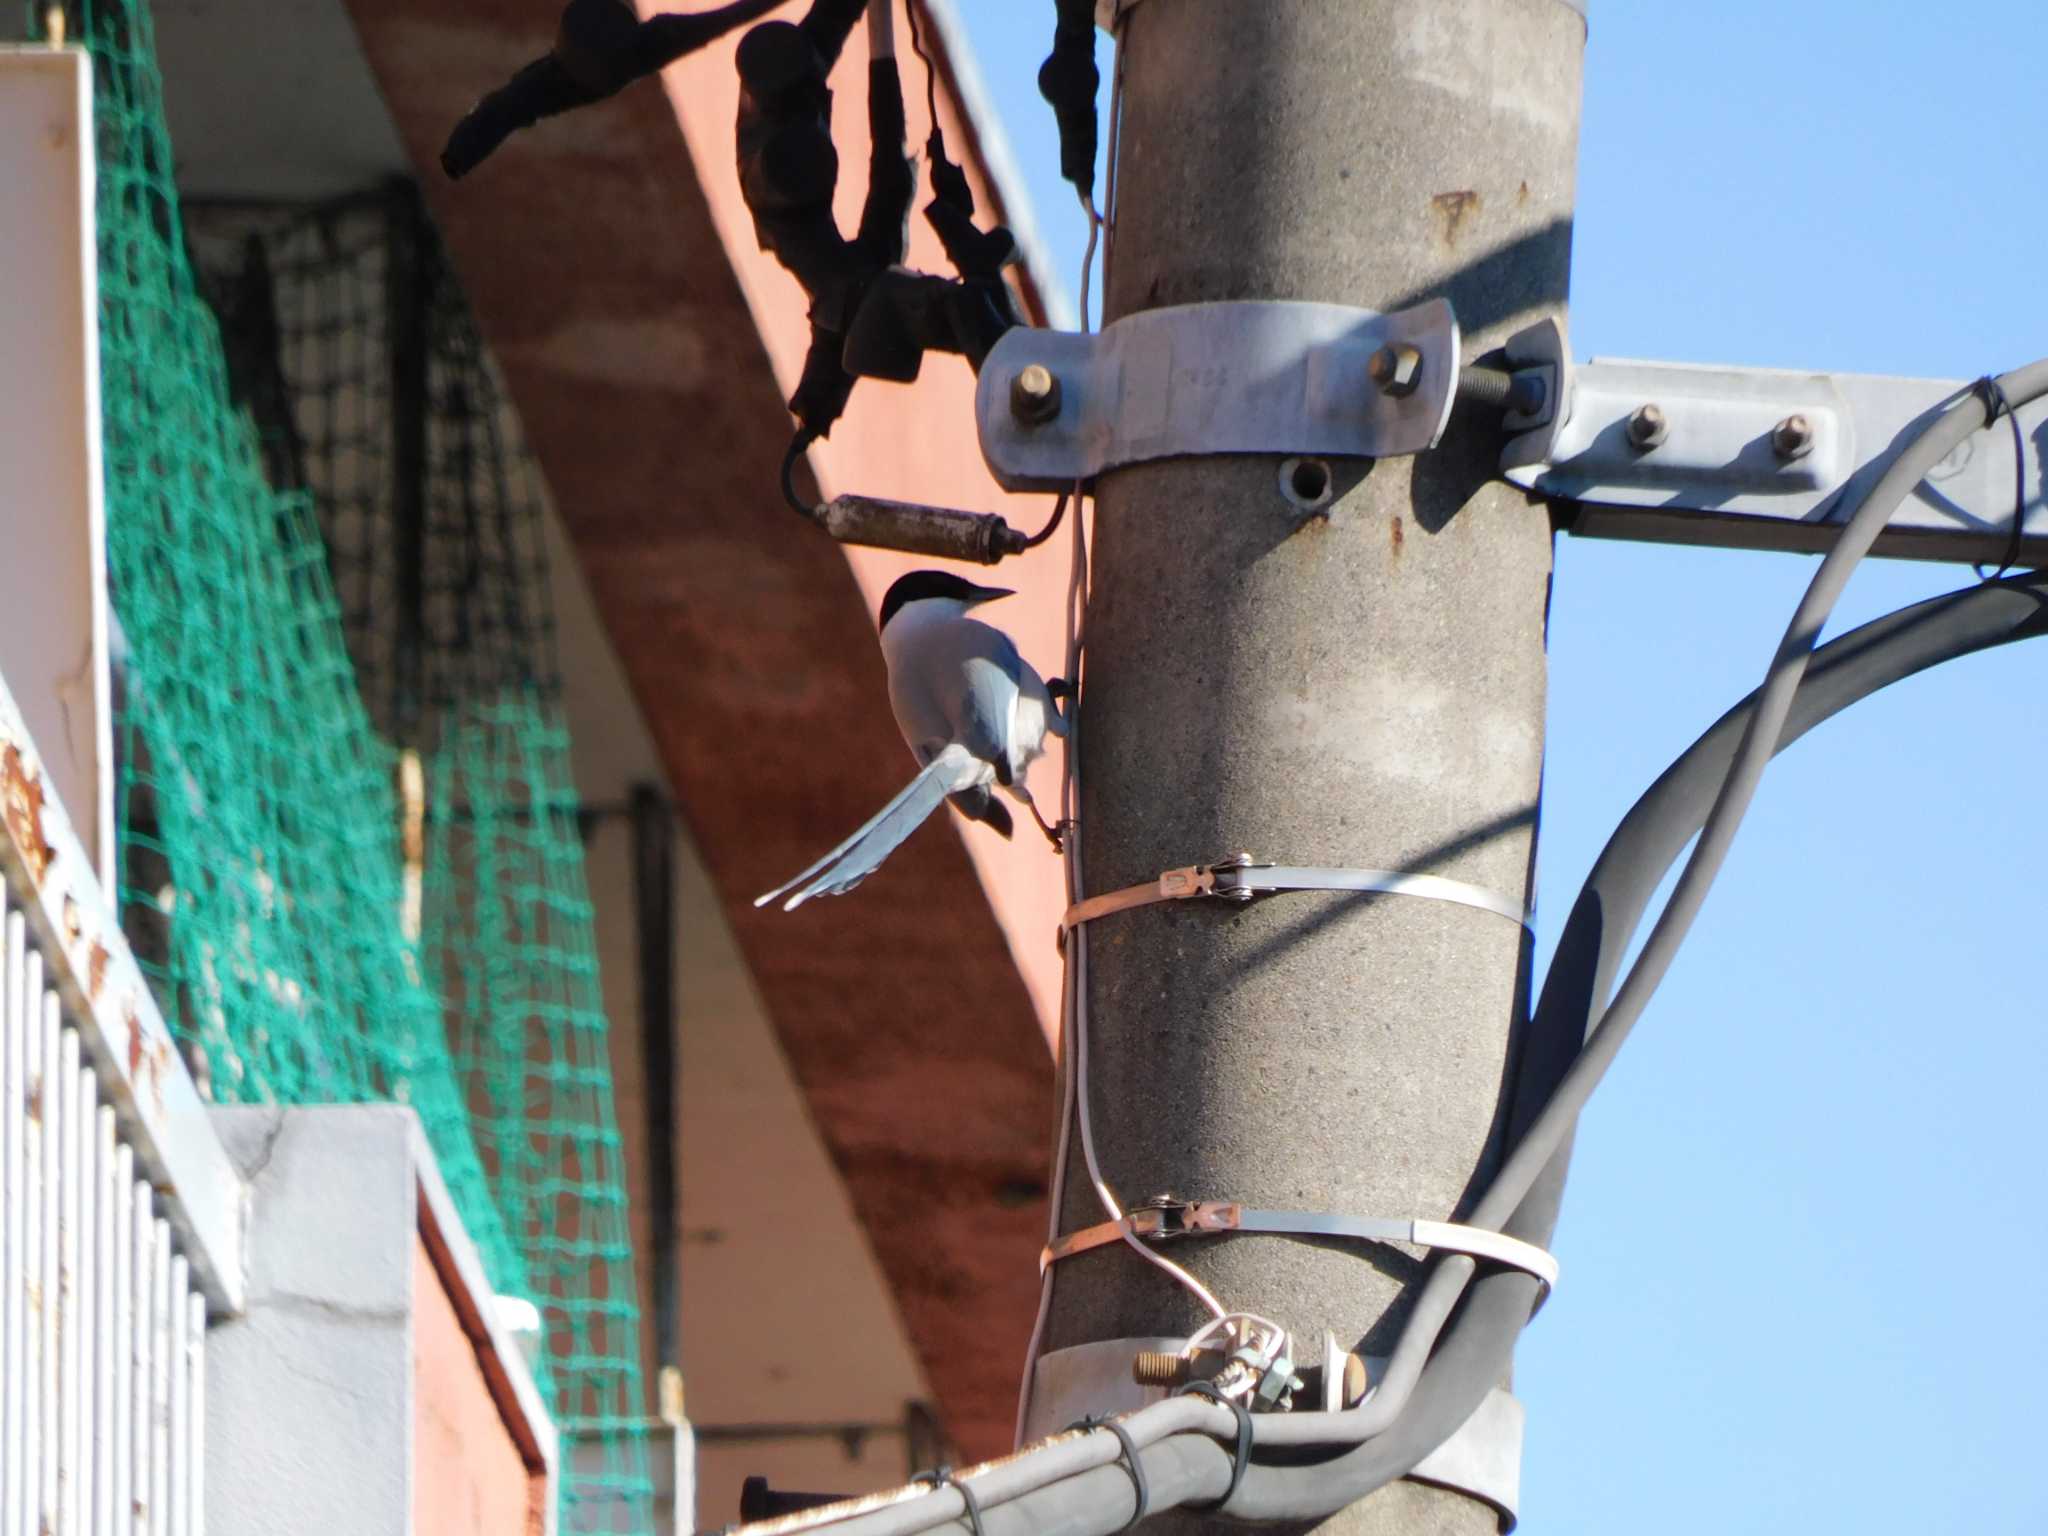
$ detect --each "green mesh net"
[66,0,655,1524]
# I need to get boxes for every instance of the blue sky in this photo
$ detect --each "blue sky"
[951,5,2048,1531]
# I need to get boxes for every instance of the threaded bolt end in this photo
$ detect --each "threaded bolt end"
[1458,365,1512,409]
[1131,1352,1187,1388]
[1627,402,1669,450]
[1010,364,1062,425]
[1771,413,1815,461]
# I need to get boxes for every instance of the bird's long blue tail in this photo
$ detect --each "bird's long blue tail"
[754,744,981,911]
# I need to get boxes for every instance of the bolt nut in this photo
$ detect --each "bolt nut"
[1504,372,1549,419]
[1009,363,1062,425]
[1626,403,1669,450]
[1368,343,1424,398]
[1771,413,1815,461]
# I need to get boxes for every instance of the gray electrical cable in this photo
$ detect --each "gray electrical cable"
[1221,563,2048,1521]
[744,564,2048,1536]
[1241,359,2048,1460]
[838,564,2048,1536]
[1220,363,2048,1517]
[735,366,2048,1536]
[1477,361,2048,1237]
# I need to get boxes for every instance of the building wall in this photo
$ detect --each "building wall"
[145,0,1068,1494]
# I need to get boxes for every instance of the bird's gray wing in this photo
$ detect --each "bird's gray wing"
[955,655,1025,779]
[891,619,1026,771]
[956,623,1047,764]
[753,743,983,912]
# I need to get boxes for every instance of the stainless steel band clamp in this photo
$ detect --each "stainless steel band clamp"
[1042,1198,1559,1305]
[1061,853,1534,935]
[976,299,1463,493]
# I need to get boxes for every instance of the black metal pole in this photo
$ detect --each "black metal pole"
[632,782,680,1371]
[385,177,433,740]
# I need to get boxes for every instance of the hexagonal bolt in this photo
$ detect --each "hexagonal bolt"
[1009,363,1062,425]
[1771,413,1815,461]
[1626,403,1669,450]
[1368,343,1424,398]
[1504,372,1549,418]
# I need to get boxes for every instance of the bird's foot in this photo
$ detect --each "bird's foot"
[1029,804,1065,854]
[1046,677,1076,726]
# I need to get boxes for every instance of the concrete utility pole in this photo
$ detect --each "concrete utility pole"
[1044,4,1584,1532]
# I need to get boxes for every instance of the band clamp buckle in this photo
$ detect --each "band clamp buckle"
[1127,1196,1242,1240]
[1160,853,1272,906]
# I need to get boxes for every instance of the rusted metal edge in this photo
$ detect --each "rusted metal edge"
[0,669,246,1314]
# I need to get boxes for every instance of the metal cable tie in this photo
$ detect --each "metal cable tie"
[1041,1199,1558,1305]
[1060,854,1532,934]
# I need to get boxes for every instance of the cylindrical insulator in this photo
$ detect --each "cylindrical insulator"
[816,494,1026,564]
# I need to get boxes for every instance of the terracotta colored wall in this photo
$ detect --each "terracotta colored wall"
[657,1,1075,1043]
[413,1240,545,1536]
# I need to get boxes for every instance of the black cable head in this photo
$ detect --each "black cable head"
[1039,0,1100,197]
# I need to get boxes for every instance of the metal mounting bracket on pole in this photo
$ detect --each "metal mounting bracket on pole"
[1503,331,2048,565]
[975,299,1460,493]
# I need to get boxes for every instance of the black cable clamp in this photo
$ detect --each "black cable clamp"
[1065,1415,1149,1532]
[914,1466,986,1536]
[1172,1380,1253,1512]
[1973,375,2032,581]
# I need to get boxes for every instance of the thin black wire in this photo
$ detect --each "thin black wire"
[1172,1381,1251,1511]
[1065,1417,1148,1531]
[1018,490,1068,549]
[782,429,820,520]
[913,1468,985,1536]
[1973,375,2032,580]
[903,0,941,148]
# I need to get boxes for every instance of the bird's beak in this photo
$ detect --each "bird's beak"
[968,585,1016,606]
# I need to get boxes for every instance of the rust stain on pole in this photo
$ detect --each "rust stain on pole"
[1431,189,1481,247]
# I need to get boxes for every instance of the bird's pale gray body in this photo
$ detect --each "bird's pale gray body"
[756,581,1065,912]
[883,599,1057,788]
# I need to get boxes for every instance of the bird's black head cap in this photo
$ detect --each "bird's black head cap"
[879,570,1014,631]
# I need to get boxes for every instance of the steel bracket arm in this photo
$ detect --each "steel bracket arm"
[1501,319,2048,566]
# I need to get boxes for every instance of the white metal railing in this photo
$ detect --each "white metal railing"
[1,670,244,1536]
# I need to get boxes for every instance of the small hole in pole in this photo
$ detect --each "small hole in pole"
[1280,457,1333,511]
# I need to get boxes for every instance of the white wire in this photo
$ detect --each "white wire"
[1063,24,1222,1328]
[1012,70,1223,1436]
